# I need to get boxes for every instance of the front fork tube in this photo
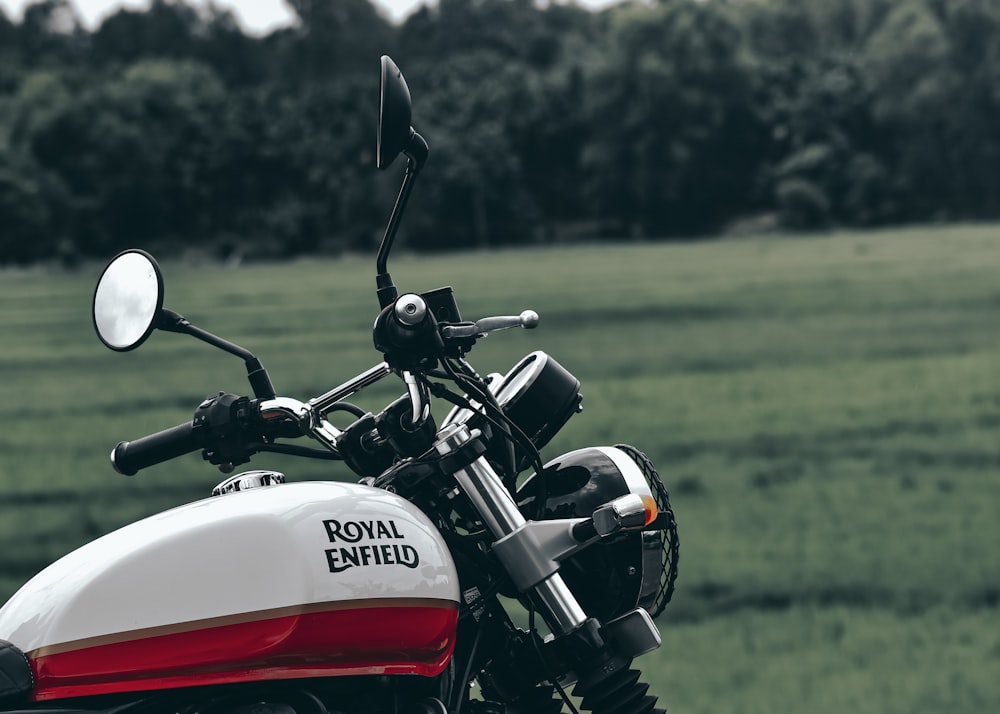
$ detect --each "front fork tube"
[434,424,587,635]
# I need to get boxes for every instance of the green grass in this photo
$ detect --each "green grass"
[647,604,1000,714]
[2,223,1000,712]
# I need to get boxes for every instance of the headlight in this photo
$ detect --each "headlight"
[517,445,679,621]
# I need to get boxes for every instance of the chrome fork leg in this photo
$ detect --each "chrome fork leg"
[434,424,587,634]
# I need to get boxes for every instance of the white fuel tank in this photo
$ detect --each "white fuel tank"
[0,481,460,703]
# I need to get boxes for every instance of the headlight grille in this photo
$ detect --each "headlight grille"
[615,443,679,618]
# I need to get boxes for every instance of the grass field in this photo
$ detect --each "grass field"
[2,224,1000,712]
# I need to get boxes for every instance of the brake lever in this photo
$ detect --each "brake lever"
[440,310,539,339]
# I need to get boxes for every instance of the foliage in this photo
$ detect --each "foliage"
[582,0,764,236]
[2,0,1000,261]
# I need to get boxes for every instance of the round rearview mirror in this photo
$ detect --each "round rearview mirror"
[377,55,414,170]
[92,249,164,351]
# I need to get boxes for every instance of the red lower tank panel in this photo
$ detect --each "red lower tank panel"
[28,598,458,702]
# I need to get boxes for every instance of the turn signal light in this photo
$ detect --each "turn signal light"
[640,494,658,526]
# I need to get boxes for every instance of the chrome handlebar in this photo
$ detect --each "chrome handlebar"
[308,362,392,412]
[258,362,395,455]
[258,305,538,457]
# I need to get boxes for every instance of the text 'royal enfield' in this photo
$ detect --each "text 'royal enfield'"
[0,57,678,714]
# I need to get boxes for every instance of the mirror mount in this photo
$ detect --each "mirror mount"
[375,55,429,310]
[156,309,276,400]
[93,249,276,401]
[376,137,427,309]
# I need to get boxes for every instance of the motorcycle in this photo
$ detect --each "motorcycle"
[0,57,678,714]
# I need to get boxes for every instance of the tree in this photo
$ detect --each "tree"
[863,0,1000,219]
[92,1,266,86]
[0,148,68,263]
[582,0,763,237]
[279,0,393,84]
[22,61,230,256]
[398,50,539,249]
[16,0,85,67]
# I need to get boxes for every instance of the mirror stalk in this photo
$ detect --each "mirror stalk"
[376,132,428,310]
[157,309,276,400]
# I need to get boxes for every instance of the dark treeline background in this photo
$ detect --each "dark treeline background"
[2,0,1000,264]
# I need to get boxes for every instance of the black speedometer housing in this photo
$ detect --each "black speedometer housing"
[492,352,582,471]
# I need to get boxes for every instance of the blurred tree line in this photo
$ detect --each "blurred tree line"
[2,0,1000,264]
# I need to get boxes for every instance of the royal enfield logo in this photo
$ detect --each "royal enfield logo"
[323,519,420,573]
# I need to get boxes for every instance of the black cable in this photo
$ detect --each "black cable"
[442,359,546,481]
[452,621,485,714]
[456,357,546,481]
[425,378,517,480]
[323,401,367,419]
[441,359,550,519]
[457,575,506,622]
[436,364,521,493]
[528,601,580,714]
[253,443,342,460]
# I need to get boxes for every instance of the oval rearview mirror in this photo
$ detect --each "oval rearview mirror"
[92,249,164,352]
[377,55,414,170]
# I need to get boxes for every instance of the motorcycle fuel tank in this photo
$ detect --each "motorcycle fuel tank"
[0,481,460,703]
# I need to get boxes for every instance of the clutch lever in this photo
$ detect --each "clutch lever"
[440,310,539,339]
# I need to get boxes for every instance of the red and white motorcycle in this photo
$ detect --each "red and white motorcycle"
[0,57,678,714]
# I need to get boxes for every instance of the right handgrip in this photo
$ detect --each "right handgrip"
[111,421,203,476]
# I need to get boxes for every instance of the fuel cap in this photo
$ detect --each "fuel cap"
[212,470,285,496]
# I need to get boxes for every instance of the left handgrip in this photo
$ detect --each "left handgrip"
[111,421,202,476]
